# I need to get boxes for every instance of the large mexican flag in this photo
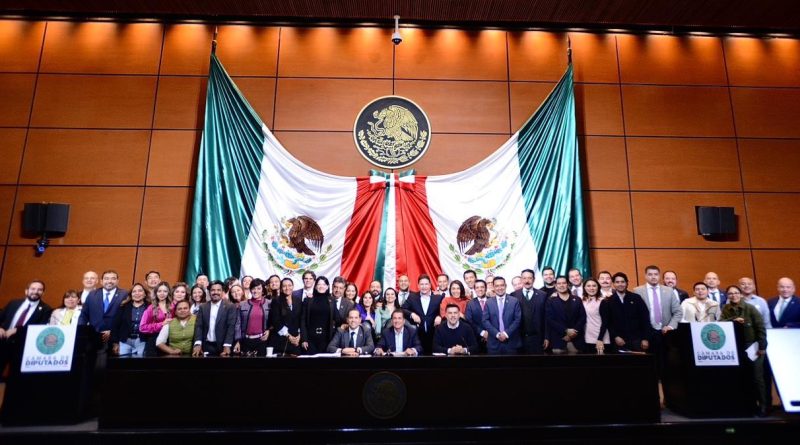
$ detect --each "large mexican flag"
[186,54,589,292]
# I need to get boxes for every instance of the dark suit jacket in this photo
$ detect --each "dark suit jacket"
[513,288,547,337]
[193,300,237,348]
[481,294,522,350]
[292,288,313,300]
[402,292,444,336]
[332,297,355,328]
[674,287,690,302]
[269,296,302,335]
[377,326,422,355]
[0,298,52,330]
[601,292,651,348]
[769,295,800,328]
[326,325,375,354]
[708,289,727,307]
[110,302,147,343]
[464,297,488,341]
[78,287,128,333]
[544,294,587,350]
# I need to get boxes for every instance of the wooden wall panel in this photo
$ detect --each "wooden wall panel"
[508,32,619,83]
[0,186,15,245]
[0,246,137,307]
[739,138,800,192]
[617,35,727,85]
[574,84,625,136]
[160,24,213,75]
[31,75,156,128]
[9,187,144,245]
[0,128,26,184]
[21,129,150,185]
[752,250,800,297]
[154,76,206,129]
[396,29,507,80]
[147,130,200,187]
[231,77,276,126]
[40,21,163,74]
[134,247,187,285]
[724,37,800,88]
[395,80,509,133]
[215,25,279,77]
[279,27,393,79]
[509,82,558,131]
[585,191,634,248]
[139,187,192,246]
[746,193,800,248]
[0,20,45,72]
[622,85,734,137]
[590,249,637,282]
[626,138,741,191]
[731,88,800,138]
[0,74,36,126]
[634,249,754,290]
[274,78,392,131]
[580,136,628,191]
[410,134,511,175]
[631,192,750,248]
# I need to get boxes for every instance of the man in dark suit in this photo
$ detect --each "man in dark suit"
[402,274,443,355]
[78,270,128,345]
[769,277,800,328]
[704,271,727,307]
[292,271,316,301]
[605,272,651,352]
[0,280,52,376]
[464,279,489,352]
[331,276,354,330]
[396,275,411,306]
[482,276,522,355]
[192,280,237,356]
[663,270,690,302]
[539,267,557,297]
[375,309,421,356]
[327,308,374,355]
[513,269,548,354]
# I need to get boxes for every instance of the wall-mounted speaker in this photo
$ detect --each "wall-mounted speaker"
[23,203,70,234]
[695,206,736,236]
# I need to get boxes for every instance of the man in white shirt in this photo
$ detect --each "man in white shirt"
[331,276,354,330]
[292,271,316,301]
[462,270,477,298]
[704,272,727,306]
[568,268,584,298]
[192,281,236,356]
[0,280,52,377]
[633,265,682,376]
[397,275,411,306]
[80,270,98,305]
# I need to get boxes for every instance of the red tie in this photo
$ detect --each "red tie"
[15,304,31,328]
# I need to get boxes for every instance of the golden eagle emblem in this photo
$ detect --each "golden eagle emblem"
[456,216,495,256]
[355,96,431,169]
[283,215,324,256]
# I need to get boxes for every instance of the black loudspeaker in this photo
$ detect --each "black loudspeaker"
[695,206,736,236]
[23,203,70,234]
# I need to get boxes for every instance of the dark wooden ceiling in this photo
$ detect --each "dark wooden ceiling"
[3,0,800,33]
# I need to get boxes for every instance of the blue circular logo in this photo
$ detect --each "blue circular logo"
[700,323,726,350]
[36,327,65,355]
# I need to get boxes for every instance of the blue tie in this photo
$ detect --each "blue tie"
[103,291,111,312]
[349,331,355,348]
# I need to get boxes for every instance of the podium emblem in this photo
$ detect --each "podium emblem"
[354,96,431,169]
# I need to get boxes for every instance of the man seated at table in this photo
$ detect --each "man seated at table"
[374,309,422,356]
[327,308,374,356]
[434,304,477,355]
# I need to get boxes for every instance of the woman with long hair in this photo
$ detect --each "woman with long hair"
[439,280,470,319]
[111,283,149,356]
[301,276,334,354]
[228,283,246,304]
[170,282,189,314]
[358,291,378,333]
[344,283,359,305]
[269,278,302,356]
[266,274,281,301]
[139,281,173,356]
[190,284,207,315]
[374,287,400,336]
[581,278,610,354]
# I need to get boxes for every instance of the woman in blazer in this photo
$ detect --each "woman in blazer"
[269,278,302,356]
[49,290,82,326]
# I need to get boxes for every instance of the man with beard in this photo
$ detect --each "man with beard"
[604,272,650,353]
[331,276,354,330]
[539,267,556,296]
[0,280,52,377]
[193,281,236,356]
[396,275,411,306]
[513,269,548,354]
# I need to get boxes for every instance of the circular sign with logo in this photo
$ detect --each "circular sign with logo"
[700,323,726,350]
[362,371,407,419]
[354,96,431,169]
[36,327,65,355]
